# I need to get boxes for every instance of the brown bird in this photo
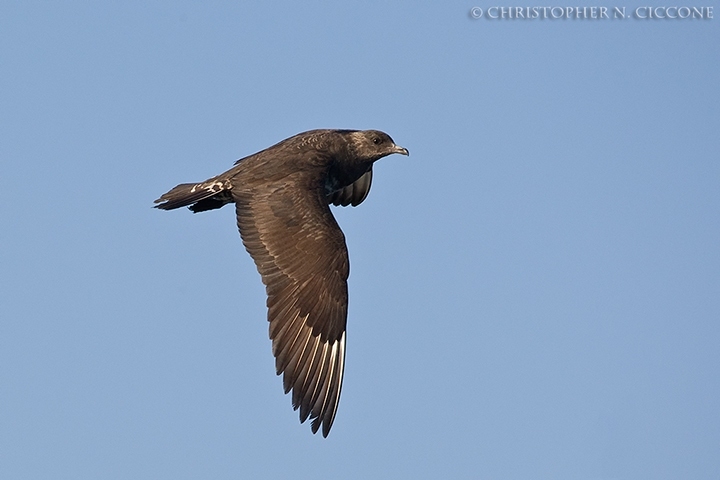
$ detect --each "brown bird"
[155,129,409,437]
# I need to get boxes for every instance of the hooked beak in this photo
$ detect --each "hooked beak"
[392,145,410,156]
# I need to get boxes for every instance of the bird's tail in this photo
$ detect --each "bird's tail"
[154,178,233,213]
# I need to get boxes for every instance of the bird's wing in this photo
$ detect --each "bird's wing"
[328,169,373,207]
[233,176,348,437]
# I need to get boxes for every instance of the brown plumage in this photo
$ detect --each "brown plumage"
[154,129,409,437]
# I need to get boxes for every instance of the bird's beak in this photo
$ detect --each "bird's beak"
[392,145,410,156]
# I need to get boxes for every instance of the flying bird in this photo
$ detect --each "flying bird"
[155,129,409,437]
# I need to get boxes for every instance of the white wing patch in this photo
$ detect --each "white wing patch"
[326,331,346,424]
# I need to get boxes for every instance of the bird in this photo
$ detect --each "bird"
[154,129,409,437]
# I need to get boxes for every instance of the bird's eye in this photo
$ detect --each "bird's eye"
[373,137,382,145]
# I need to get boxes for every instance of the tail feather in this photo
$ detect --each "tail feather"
[154,178,233,212]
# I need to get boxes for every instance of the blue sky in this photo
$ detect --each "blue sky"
[1,2,718,479]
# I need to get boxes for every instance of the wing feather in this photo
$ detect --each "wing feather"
[328,169,373,207]
[233,176,348,437]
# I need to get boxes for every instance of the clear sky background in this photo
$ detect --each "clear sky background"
[1,2,718,479]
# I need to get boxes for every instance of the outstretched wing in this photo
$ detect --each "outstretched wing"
[233,176,348,437]
[328,169,373,207]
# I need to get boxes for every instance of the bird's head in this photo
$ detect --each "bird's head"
[347,130,409,162]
